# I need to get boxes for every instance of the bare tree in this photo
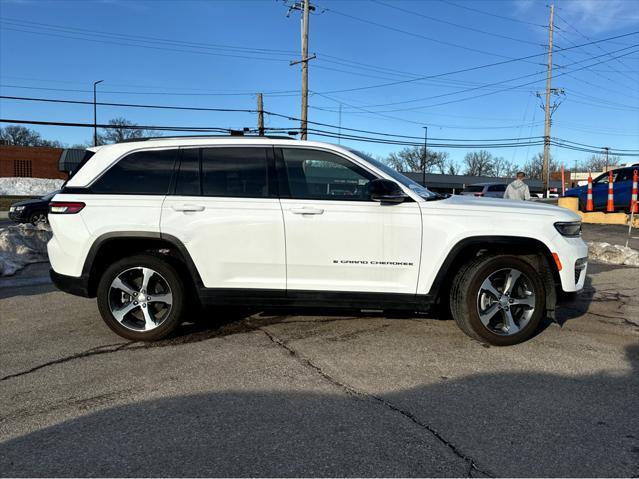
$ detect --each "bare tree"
[580,154,620,172]
[491,156,519,177]
[386,146,449,173]
[463,150,496,176]
[521,152,559,180]
[98,117,154,145]
[0,125,62,147]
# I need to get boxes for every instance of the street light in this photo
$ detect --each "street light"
[422,126,428,187]
[93,80,103,146]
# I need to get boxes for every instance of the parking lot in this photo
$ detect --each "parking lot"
[1,230,638,477]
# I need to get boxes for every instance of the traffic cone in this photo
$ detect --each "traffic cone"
[586,172,595,211]
[606,170,615,212]
[631,169,638,214]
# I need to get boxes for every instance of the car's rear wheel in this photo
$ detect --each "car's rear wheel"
[450,255,546,346]
[97,254,186,341]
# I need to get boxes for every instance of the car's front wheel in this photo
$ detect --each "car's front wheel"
[450,255,546,346]
[29,211,48,225]
[97,254,186,341]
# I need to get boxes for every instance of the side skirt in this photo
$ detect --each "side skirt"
[197,288,435,311]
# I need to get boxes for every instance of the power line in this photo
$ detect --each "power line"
[315,43,639,115]
[555,12,638,84]
[0,17,297,55]
[0,97,547,142]
[0,22,293,64]
[0,83,299,97]
[372,0,543,46]
[441,0,547,28]
[553,30,639,92]
[312,30,639,95]
[2,118,636,156]
[325,6,537,61]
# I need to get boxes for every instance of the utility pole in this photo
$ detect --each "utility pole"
[542,4,555,198]
[422,126,428,187]
[603,146,609,170]
[93,80,103,146]
[257,93,264,136]
[288,0,316,141]
[300,0,310,140]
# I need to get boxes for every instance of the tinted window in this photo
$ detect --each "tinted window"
[281,148,375,201]
[91,149,177,195]
[175,148,200,196]
[201,147,270,198]
[614,169,631,183]
[464,185,485,192]
[488,184,506,192]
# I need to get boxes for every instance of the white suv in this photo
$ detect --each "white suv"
[48,137,587,345]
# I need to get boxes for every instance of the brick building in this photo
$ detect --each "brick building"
[0,145,67,180]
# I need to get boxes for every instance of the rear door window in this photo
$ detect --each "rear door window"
[91,149,177,195]
[201,147,273,198]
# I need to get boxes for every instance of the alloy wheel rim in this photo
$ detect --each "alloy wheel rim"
[108,267,173,332]
[476,268,536,336]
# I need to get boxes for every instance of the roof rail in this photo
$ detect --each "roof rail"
[118,133,300,143]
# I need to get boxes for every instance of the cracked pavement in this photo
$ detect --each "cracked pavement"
[1,263,638,477]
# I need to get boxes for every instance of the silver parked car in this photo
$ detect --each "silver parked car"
[460,183,507,198]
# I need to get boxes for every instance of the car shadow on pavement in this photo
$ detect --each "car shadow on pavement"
[1,344,637,477]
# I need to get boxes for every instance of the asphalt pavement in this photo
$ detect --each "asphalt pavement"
[1,260,638,477]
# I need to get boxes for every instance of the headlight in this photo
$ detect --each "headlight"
[14,206,25,211]
[554,221,582,237]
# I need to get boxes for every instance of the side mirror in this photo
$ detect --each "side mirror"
[370,179,408,204]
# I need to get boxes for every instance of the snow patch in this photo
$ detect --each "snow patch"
[587,241,639,267]
[0,223,52,276]
[0,177,64,196]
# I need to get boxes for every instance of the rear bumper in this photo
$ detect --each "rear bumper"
[49,269,91,297]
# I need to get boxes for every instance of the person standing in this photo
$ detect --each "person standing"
[504,171,531,200]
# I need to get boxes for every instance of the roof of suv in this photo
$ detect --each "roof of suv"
[87,136,317,152]
[73,138,356,188]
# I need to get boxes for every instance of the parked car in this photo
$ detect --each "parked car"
[8,190,61,224]
[48,137,587,346]
[460,183,507,198]
[565,165,637,212]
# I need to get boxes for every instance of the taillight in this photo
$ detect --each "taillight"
[49,202,85,214]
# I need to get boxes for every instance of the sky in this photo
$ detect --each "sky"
[0,0,638,171]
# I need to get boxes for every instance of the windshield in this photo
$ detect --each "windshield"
[41,190,61,201]
[345,148,438,199]
[464,185,485,192]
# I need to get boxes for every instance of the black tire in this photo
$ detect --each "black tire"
[97,254,186,341]
[29,211,48,225]
[449,255,546,346]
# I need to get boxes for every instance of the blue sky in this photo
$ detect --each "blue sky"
[0,0,638,170]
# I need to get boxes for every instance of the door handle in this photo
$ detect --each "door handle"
[172,204,205,212]
[290,207,324,215]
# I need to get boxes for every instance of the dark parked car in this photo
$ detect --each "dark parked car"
[8,190,61,224]
[565,165,637,212]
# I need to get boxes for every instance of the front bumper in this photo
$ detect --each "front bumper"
[8,211,29,222]
[552,236,588,292]
[50,269,91,297]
